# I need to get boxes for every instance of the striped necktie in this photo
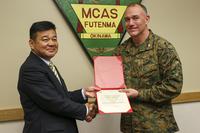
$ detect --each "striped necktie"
[49,61,61,84]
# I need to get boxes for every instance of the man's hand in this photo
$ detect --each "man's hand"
[83,86,100,98]
[119,88,139,98]
[85,103,98,122]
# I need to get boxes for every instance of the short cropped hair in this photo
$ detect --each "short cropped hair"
[29,21,56,40]
[126,3,148,14]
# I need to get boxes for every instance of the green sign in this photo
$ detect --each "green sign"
[54,0,141,59]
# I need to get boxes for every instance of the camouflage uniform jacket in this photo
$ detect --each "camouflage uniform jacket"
[114,30,183,133]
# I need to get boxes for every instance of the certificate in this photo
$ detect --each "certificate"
[96,90,132,114]
[93,56,132,114]
[94,56,126,89]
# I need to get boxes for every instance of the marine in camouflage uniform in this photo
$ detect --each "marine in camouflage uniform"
[114,30,183,133]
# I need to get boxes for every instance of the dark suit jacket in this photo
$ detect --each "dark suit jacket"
[18,52,87,133]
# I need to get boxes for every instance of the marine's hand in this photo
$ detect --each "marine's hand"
[119,88,138,98]
[84,86,100,98]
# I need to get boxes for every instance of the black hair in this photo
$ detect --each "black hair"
[29,21,56,40]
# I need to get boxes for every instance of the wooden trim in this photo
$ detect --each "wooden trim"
[0,92,200,122]
[0,108,23,122]
[172,92,200,104]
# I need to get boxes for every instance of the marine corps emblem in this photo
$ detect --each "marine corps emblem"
[54,0,142,59]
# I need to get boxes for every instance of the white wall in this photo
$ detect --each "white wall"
[173,102,200,133]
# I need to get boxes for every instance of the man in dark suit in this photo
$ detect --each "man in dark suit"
[18,21,98,133]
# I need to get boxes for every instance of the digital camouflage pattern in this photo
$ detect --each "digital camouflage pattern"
[114,30,183,133]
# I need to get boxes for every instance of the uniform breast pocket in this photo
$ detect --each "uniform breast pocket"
[141,61,158,77]
[137,58,159,87]
[136,52,159,79]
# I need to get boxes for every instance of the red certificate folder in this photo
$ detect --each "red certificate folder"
[93,56,132,114]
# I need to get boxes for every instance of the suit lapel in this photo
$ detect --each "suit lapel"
[29,52,66,91]
[54,66,68,91]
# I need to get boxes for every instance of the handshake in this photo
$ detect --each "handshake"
[83,86,100,122]
[85,102,98,122]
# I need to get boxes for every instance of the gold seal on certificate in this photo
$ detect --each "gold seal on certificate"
[93,56,132,114]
